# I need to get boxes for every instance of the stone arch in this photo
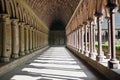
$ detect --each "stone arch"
[17,3,22,22]
[9,0,15,18]
[21,6,25,22]
[12,0,19,19]
[23,10,28,24]
[2,0,10,14]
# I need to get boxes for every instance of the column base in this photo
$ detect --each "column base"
[89,52,96,59]
[30,49,33,53]
[34,48,37,51]
[19,51,25,56]
[96,55,105,62]
[1,57,10,62]
[25,50,29,54]
[108,60,119,69]
[81,50,84,54]
[12,54,19,59]
[84,51,89,56]
[106,54,111,59]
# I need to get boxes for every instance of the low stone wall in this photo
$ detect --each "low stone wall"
[67,46,120,80]
[0,46,49,77]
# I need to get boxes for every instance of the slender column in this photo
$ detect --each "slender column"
[107,2,119,68]
[28,25,30,52]
[89,21,95,59]
[11,19,19,58]
[84,23,88,56]
[33,29,36,50]
[72,32,74,48]
[106,17,111,59]
[78,28,81,52]
[81,27,84,54]
[38,31,40,49]
[39,31,42,48]
[32,29,35,51]
[29,27,33,52]
[36,30,38,49]
[35,30,37,49]
[88,26,90,53]
[75,30,77,50]
[0,14,12,62]
[93,24,97,53]
[74,31,76,49]
[24,25,29,54]
[96,17,104,62]
[19,22,25,56]
[37,30,39,49]
[77,28,79,51]
[73,31,75,49]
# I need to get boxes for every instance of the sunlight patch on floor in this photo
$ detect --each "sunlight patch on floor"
[10,47,88,80]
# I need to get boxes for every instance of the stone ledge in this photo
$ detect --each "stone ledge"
[0,46,49,77]
[67,46,120,80]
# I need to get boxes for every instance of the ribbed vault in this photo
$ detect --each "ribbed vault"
[25,0,80,28]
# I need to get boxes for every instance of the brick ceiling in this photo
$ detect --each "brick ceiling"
[25,0,80,28]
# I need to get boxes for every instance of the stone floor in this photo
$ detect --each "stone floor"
[0,47,108,80]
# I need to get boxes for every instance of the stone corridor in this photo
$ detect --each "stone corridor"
[0,47,106,80]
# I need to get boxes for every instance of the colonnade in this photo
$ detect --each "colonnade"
[66,0,120,69]
[0,0,49,62]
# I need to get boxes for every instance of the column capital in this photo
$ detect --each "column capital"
[106,0,117,9]
[11,19,19,26]
[88,17,94,22]
[18,22,25,26]
[94,12,103,18]
[0,14,10,22]
[83,21,87,25]
[30,26,34,30]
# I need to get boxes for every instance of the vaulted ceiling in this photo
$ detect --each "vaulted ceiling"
[25,0,80,28]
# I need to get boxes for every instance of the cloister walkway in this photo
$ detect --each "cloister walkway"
[0,47,107,80]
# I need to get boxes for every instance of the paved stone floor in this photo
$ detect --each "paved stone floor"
[0,47,108,80]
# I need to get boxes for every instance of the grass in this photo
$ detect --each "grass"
[95,40,120,60]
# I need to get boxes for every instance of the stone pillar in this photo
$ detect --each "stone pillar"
[0,14,12,62]
[96,17,104,62]
[88,26,91,54]
[39,31,41,48]
[73,32,75,49]
[78,28,81,52]
[19,22,25,56]
[106,17,111,59]
[89,21,94,59]
[33,29,36,51]
[37,30,39,49]
[32,29,35,51]
[76,29,79,51]
[93,24,97,53]
[38,31,40,48]
[11,19,19,58]
[24,25,29,54]
[81,27,84,54]
[84,22,88,56]
[29,27,33,52]
[35,30,37,49]
[74,30,77,50]
[107,1,119,68]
